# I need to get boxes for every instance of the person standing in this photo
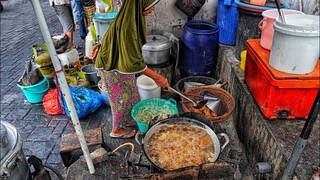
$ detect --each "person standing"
[94,0,167,139]
[71,0,87,39]
[49,0,75,47]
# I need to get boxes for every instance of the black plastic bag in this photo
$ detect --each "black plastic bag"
[175,0,206,20]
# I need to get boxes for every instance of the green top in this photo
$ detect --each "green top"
[95,0,157,74]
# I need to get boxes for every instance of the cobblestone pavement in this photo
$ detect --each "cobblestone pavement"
[0,0,108,173]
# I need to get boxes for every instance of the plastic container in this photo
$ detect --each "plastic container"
[93,12,117,41]
[249,0,266,6]
[179,20,219,77]
[81,64,100,85]
[57,49,79,66]
[85,31,93,58]
[258,9,304,50]
[217,0,238,45]
[131,98,178,133]
[240,50,247,70]
[136,75,161,101]
[17,76,50,103]
[245,39,320,120]
[269,14,320,74]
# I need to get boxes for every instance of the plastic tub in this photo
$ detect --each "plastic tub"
[17,76,50,103]
[93,12,117,41]
[81,64,100,85]
[57,49,79,66]
[136,75,161,101]
[249,0,266,6]
[131,98,178,133]
[269,14,320,74]
[258,9,304,50]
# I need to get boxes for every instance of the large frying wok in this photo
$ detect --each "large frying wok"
[135,113,229,171]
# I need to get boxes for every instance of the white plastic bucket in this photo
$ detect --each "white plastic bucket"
[269,14,320,74]
[136,75,161,101]
[57,49,79,66]
[258,9,304,50]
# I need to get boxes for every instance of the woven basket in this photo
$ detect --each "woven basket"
[182,86,235,123]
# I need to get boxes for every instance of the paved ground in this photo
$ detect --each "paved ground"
[0,0,102,174]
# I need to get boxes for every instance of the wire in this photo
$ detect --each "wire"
[112,142,135,153]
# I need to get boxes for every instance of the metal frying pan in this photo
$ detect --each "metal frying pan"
[135,114,229,171]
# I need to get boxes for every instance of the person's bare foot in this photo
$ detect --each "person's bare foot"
[109,127,136,139]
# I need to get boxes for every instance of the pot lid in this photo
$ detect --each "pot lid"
[0,121,17,160]
[142,35,171,51]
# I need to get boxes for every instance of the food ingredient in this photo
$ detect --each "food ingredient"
[146,124,215,170]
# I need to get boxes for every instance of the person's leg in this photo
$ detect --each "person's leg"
[99,70,140,138]
[77,0,87,39]
[54,5,75,47]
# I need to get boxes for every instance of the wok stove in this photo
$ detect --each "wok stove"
[120,150,238,179]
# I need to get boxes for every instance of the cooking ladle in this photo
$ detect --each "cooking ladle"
[170,87,207,109]
[275,0,286,24]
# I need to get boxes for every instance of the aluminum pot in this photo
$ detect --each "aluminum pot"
[1,121,30,180]
[142,35,171,65]
[135,114,229,171]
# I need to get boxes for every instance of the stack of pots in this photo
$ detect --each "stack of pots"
[142,35,174,85]
[1,121,30,180]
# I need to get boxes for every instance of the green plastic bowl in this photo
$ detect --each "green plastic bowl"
[131,98,178,133]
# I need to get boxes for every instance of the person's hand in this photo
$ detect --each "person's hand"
[92,43,101,61]
[153,75,170,92]
[142,68,171,92]
[143,6,155,16]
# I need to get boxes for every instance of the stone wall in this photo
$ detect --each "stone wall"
[145,0,319,37]
[214,45,319,179]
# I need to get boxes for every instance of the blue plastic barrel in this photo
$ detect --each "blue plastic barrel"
[217,0,239,45]
[179,20,219,78]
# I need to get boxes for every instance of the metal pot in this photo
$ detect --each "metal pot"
[1,121,30,180]
[142,35,171,65]
[135,114,229,171]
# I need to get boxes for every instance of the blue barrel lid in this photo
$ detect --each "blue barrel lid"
[184,20,218,35]
[93,12,117,21]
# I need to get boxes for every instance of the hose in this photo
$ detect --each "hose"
[112,142,135,153]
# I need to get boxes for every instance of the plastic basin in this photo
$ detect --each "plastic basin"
[131,98,178,133]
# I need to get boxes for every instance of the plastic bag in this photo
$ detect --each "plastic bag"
[62,86,103,118]
[43,88,62,115]
[175,0,206,20]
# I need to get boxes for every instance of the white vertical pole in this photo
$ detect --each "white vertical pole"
[29,0,95,174]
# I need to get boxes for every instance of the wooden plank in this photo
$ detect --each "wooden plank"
[60,128,103,153]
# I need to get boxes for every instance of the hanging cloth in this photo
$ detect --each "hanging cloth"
[95,0,158,74]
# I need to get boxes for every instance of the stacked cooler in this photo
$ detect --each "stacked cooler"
[245,39,320,120]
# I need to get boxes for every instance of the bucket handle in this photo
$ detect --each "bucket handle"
[258,18,267,30]
[167,98,177,107]
[21,78,50,94]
